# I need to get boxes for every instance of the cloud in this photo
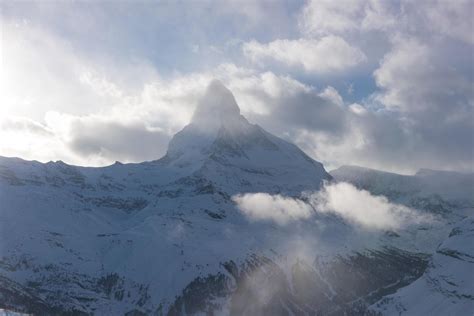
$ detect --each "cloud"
[298,0,397,36]
[2,47,471,173]
[319,86,344,107]
[0,116,77,164]
[410,0,474,44]
[308,182,431,230]
[232,193,313,226]
[373,36,472,113]
[0,117,53,136]
[45,112,170,164]
[243,36,366,73]
[282,5,473,174]
[233,182,432,230]
[299,0,364,35]
[298,0,473,41]
[1,2,473,174]
[370,35,474,171]
[1,20,101,120]
[1,33,352,167]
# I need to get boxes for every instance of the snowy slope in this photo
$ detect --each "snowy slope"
[0,81,335,315]
[331,165,474,315]
[0,82,472,315]
[331,165,474,220]
[370,216,474,315]
[331,165,473,204]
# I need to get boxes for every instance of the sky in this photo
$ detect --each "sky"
[0,0,473,174]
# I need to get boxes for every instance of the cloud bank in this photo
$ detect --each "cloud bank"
[233,182,431,230]
[308,182,430,230]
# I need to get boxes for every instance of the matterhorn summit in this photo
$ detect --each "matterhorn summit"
[164,80,331,193]
[190,80,245,131]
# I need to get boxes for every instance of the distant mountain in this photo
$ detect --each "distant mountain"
[331,165,474,217]
[331,165,474,314]
[0,82,472,315]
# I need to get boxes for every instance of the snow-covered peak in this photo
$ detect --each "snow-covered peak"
[165,80,249,163]
[165,81,250,161]
[162,81,331,192]
[190,80,246,132]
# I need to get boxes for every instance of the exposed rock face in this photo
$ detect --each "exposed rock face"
[169,249,428,316]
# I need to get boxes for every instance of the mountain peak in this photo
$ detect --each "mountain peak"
[162,81,331,192]
[191,80,242,129]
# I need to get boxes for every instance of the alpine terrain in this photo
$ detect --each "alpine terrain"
[0,81,473,315]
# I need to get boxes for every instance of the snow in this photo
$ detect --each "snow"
[0,82,472,314]
[0,82,333,313]
[370,217,474,315]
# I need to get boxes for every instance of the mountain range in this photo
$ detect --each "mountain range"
[0,81,473,315]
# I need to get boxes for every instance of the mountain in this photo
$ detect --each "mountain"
[370,216,474,315]
[331,165,474,315]
[0,82,472,315]
[330,165,473,218]
[162,80,331,195]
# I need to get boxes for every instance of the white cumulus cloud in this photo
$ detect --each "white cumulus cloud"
[308,182,432,230]
[298,0,397,35]
[232,193,313,226]
[233,182,432,230]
